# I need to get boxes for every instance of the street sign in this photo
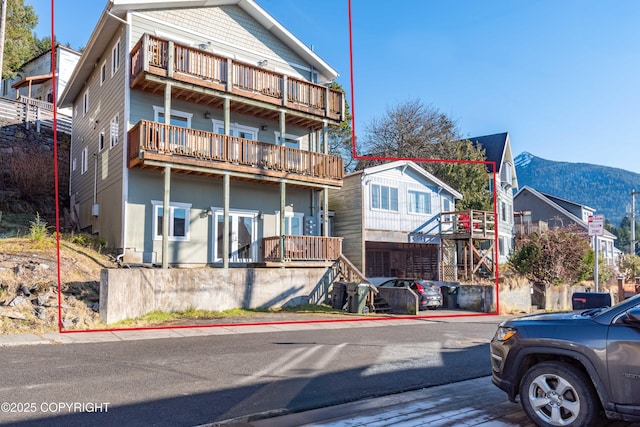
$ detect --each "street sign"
[588,214,604,236]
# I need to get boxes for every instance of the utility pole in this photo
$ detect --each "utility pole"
[0,0,7,82]
[632,191,639,255]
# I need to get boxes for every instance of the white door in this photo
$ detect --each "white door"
[213,210,258,263]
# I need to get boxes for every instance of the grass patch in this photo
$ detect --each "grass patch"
[112,304,343,327]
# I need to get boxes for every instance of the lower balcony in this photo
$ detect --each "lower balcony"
[128,120,343,187]
[262,235,343,263]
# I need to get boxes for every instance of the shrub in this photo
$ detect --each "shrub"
[29,213,49,242]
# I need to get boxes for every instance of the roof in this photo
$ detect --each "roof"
[346,160,464,200]
[60,0,339,107]
[466,132,509,168]
[539,191,596,213]
[11,73,56,89]
[514,186,615,239]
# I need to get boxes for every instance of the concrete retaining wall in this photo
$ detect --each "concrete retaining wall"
[100,267,330,323]
[457,285,496,313]
[376,287,418,315]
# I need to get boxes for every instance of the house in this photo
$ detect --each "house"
[467,132,518,264]
[513,186,618,266]
[58,0,347,271]
[329,160,463,279]
[1,44,81,117]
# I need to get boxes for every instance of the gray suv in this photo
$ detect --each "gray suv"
[490,293,640,427]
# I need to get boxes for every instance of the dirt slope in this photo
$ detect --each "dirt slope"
[0,238,117,334]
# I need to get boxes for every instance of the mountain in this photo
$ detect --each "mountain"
[514,152,640,227]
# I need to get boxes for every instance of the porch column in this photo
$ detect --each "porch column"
[223,173,230,269]
[322,120,329,155]
[279,110,286,146]
[164,82,172,126]
[161,165,171,269]
[280,180,286,262]
[323,185,329,237]
[164,41,174,129]
[167,41,174,78]
[223,96,230,135]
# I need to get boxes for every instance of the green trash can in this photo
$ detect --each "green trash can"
[356,284,370,314]
[347,283,370,314]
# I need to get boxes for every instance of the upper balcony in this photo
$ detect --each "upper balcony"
[128,120,344,188]
[130,34,345,128]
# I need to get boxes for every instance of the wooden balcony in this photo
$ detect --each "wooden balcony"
[262,235,343,262]
[128,120,343,187]
[130,34,344,128]
[440,210,496,240]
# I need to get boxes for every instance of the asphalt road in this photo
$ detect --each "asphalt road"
[0,316,504,426]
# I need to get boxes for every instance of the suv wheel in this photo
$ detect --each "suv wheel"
[519,361,600,427]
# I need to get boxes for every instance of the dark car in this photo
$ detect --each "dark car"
[377,278,443,310]
[490,293,640,427]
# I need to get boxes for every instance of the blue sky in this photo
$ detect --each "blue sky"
[32,0,640,173]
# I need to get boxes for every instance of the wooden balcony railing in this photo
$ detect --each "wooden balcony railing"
[262,235,342,262]
[130,34,344,121]
[128,120,344,181]
[440,210,495,239]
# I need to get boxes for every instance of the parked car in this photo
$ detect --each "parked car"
[376,278,443,310]
[490,294,640,427]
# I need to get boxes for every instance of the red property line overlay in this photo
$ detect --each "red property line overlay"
[51,0,500,334]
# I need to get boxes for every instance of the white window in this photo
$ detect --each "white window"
[371,184,398,211]
[110,114,119,148]
[211,120,257,140]
[153,106,192,128]
[111,39,120,76]
[152,201,191,241]
[81,146,88,174]
[408,190,431,214]
[82,90,89,116]
[276,211,304,235]
[274,131,303,148]
[100,61,107,85]
[443,198,452,212]
[72,157,77,172]
[98,131,105,152]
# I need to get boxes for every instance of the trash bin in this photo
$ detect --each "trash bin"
[345,282,370,314]
[355,283,371,314]
[345,282,358,313]
[447,286,459,309]
[331,282,347,310]
[572,292,611,310]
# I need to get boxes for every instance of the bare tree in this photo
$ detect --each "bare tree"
[357,99,491,210]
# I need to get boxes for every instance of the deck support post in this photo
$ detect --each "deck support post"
[223,173,230,268]
[161,165,171,269]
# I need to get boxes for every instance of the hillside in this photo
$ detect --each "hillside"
[514,152,640,226]
[0,237,117,334]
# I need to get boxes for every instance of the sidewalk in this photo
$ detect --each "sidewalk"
[220,376,534,427]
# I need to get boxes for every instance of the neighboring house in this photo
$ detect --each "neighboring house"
[329,160,463,279]
[513,186,618,266]
[1,44,81,116]
[58,0,346,269]
[467,132,518,264]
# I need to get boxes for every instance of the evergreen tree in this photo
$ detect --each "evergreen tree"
[2,0,42,78]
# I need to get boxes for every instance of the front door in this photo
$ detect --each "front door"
[213,210,258,263]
